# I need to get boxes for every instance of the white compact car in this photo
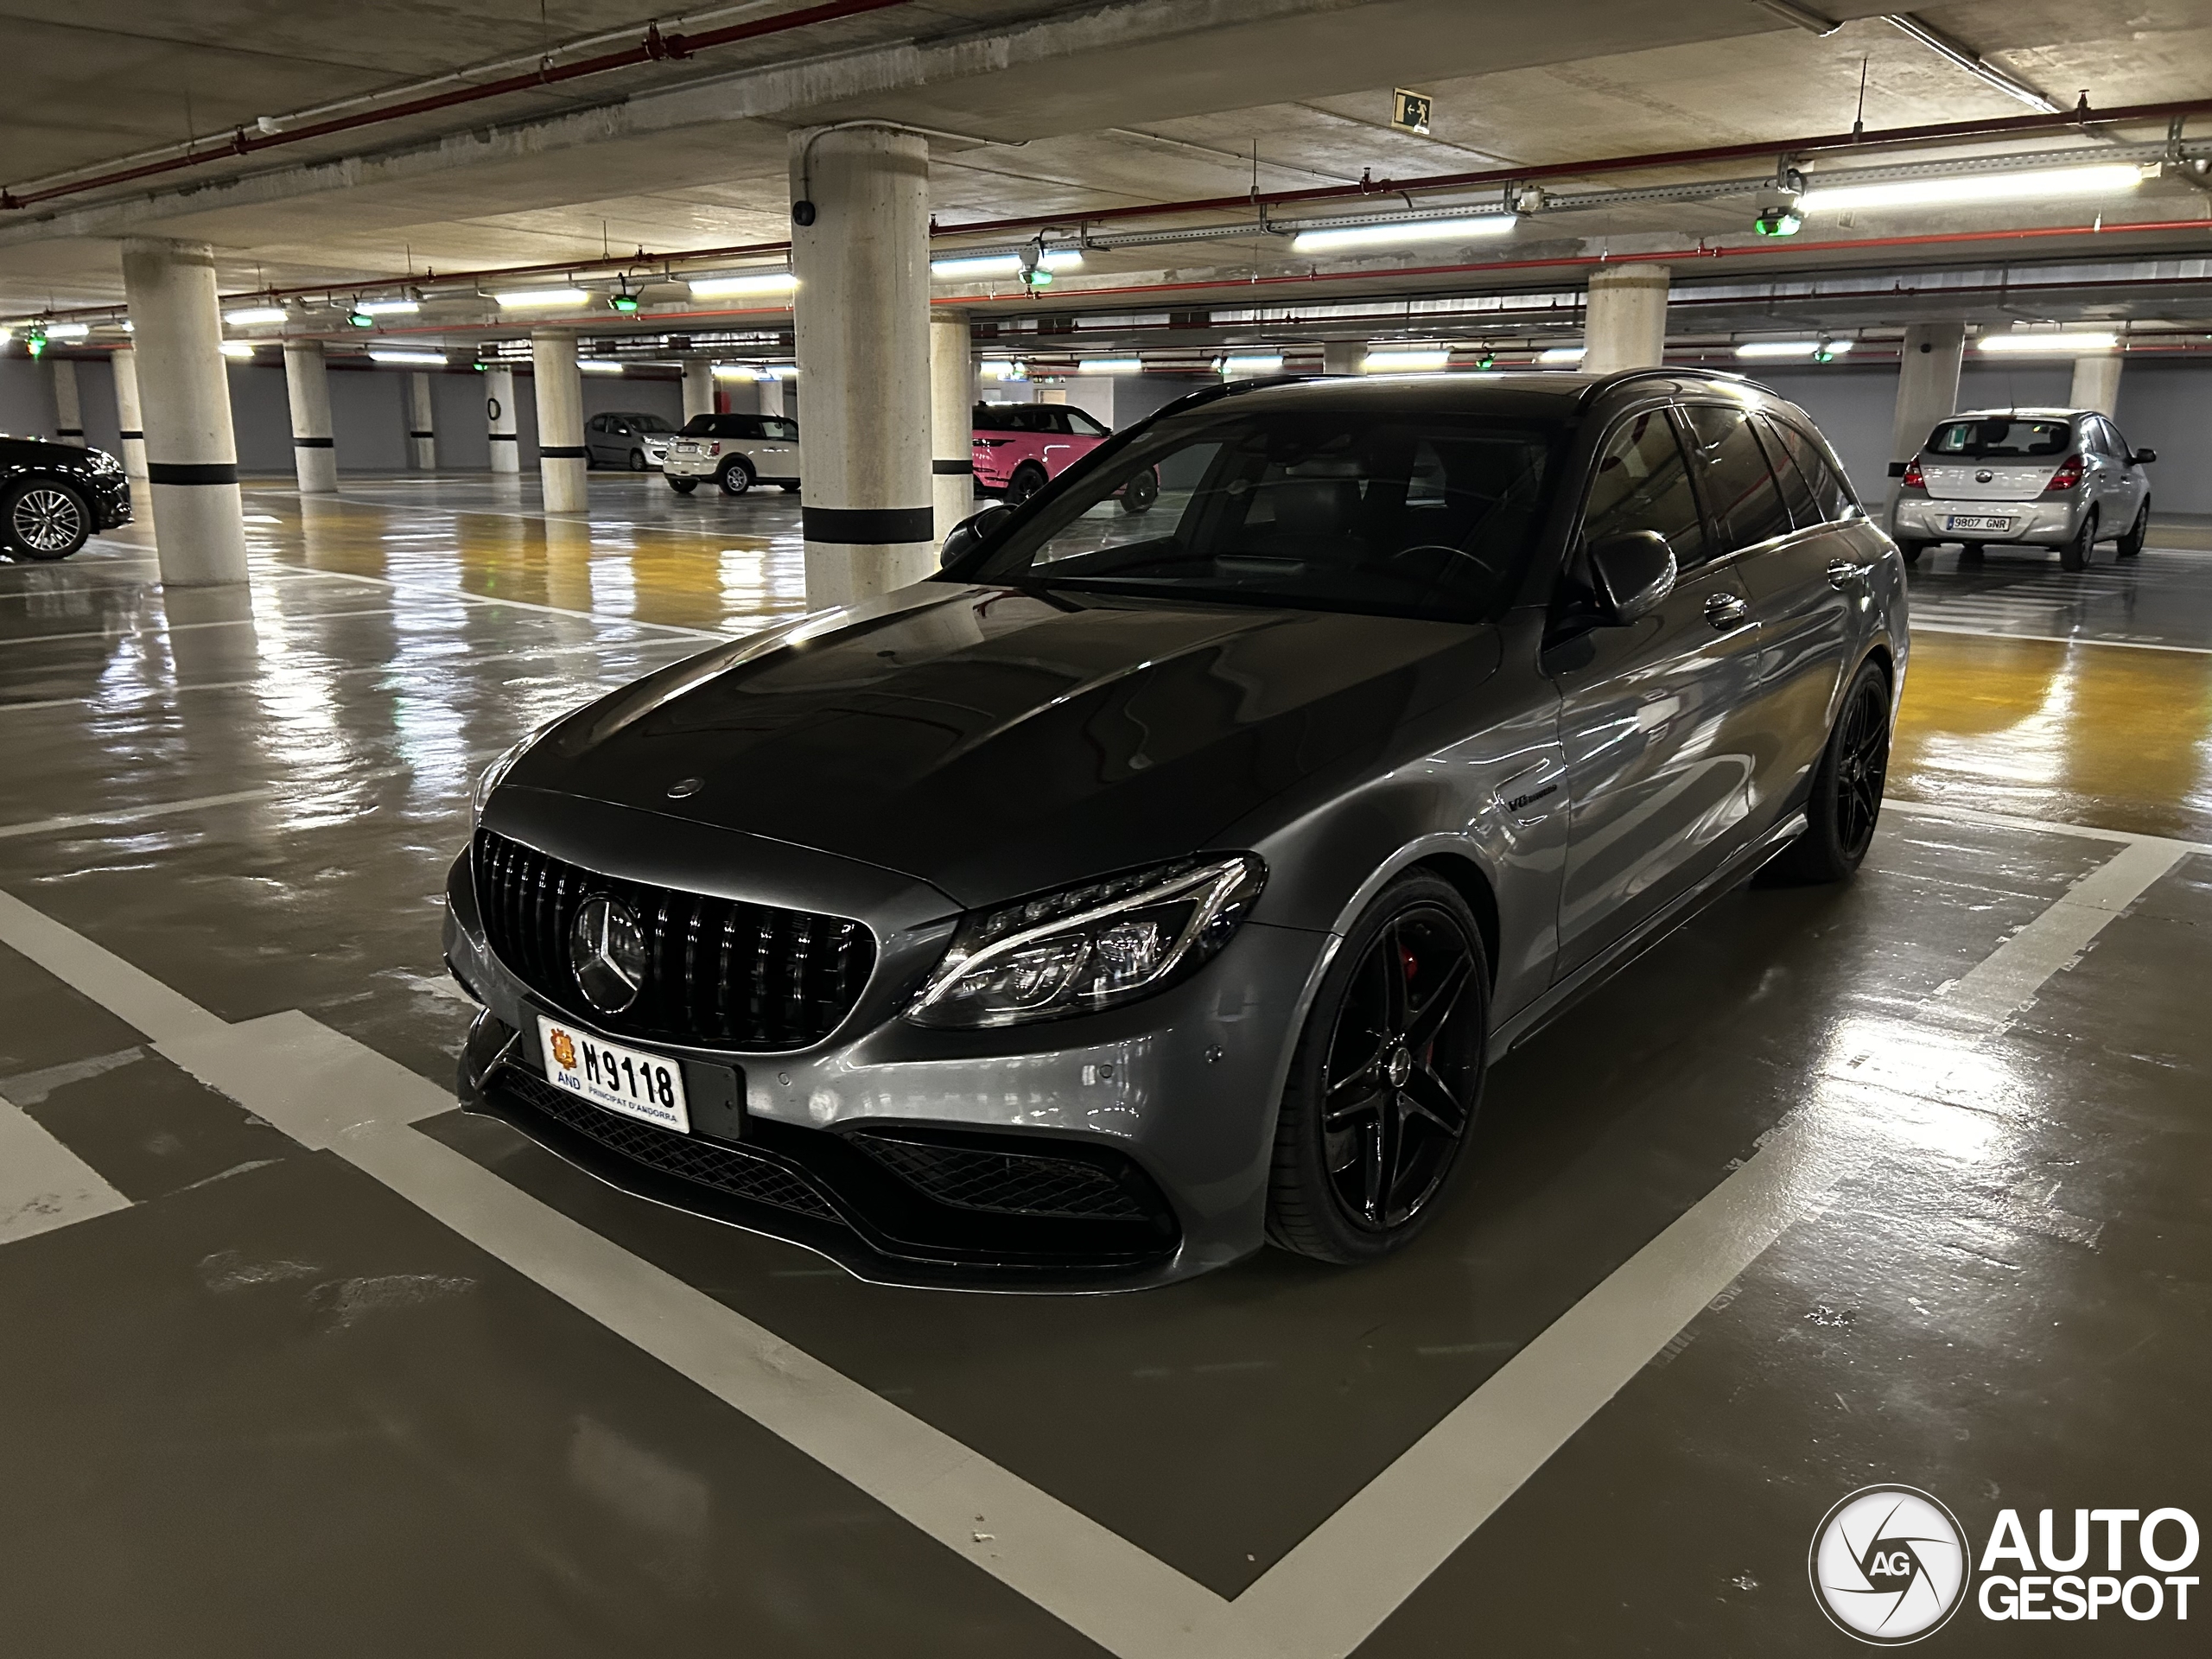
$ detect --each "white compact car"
[1891,407,2154,570]
[662,414,801,496]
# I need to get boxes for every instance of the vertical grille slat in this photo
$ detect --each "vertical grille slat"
[471,827,874,1052]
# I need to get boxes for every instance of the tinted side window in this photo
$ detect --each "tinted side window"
[1682,404,1793,551]
[1755,414,1821,528]
[1580,408,1709,570]
[1066,407,1109,436]
[1770,420,1857,521]
[760,417,798,442]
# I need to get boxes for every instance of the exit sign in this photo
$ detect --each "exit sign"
[1391,89,1433,135]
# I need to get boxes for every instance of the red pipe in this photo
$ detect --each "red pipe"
[1,0,914,211]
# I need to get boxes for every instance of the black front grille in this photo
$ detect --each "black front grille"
[853,1132,1155,1221]
[473,827,875,1052]
[501,1070,839,1220]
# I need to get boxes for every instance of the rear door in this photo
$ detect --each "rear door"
[1546,403,1768,977]
[1039,406,1079,477]
[2086,416,2141,535]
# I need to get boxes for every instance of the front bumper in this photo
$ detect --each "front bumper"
[1894,494,2079,544]
[442,843,1326,1290]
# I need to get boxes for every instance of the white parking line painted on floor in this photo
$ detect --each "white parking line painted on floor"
[1909,622,2212,655]
[0,823,2184,1659]
[8,606,449,646]
[269,566,745,642]
[0,1089,131,1245]
[0,788,281,843]
[1888,798,2212,855]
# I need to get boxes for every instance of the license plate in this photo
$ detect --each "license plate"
[537,1014,690,1134]
[1945,514,2012,532]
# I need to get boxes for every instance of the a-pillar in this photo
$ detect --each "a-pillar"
[283,339,338,493]
[2069,352,2122,415]
[682,358,715,424]
[118,238,249,586]
[1321,341,1363,376]
[790,124,933,607]
[531,330,587,511]
[407,373,437,469]
[52,359,84,445]
[930,309,973,538]
[1583,264,1670,373]
[484,367,519,474]
[110,347,149,480]
[1885,321,1966,529]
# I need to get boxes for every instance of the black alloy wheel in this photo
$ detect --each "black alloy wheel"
[1268,873,1489,1263]
[1119,467,1160,514]
[1765,658,1891,885]
[719,459,754,496]
[3,480,90,560]
[2117,499,2149,559]
[668,477,698,494]
[628,449,647,472]
[2060,510,2096,572]
[1006,463,1047,505]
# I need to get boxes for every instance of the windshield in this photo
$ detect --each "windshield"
[1927,417,2073,460]
[963,408,1565,623]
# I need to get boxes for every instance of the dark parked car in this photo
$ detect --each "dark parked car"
[1,435,130,559]
[446,368,1905,1289]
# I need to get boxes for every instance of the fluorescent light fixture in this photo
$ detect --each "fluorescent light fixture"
[223,306,288,327]
[1797,162,2146,215]
[1537,346,1586,365]
[1217,353,1284,374]
[1978,330,2120,354]
[687,270,797,297]
[493,287,590,308]
[931,250,1084,280]
[356,298,421,315]
[1362,349,1452,372]
[367,349,448,365]
[43,321,91,340]
[712,365,757,381]
[1078,358,1143,374]
[978,359,1028,381]
[1733,340,1816,359]
[1293,213,1518,254]
[219,340,257,359]
[578,360,626,374]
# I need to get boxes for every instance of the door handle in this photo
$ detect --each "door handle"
[1826,559,1871,591]
[1703,591,1752,630]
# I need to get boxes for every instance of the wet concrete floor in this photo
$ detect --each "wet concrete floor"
[1,477,2206,1654]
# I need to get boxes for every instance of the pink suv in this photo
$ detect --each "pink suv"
[971,402,1112,502]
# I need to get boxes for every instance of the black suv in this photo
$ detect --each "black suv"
[2,436,131,559]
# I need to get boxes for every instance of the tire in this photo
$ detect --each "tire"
[628,449,647,473]
[1897,540,1924,568]
[2060,510,2094,571]
[1006,463,1048,505]
[667,477,697,495]
[717,460,754,497]
[1119,467,1160,514]
[1764,659,1891,886]
[1266,872,1490,1265]
[2117,498,2149,559]
[3,479,91,560]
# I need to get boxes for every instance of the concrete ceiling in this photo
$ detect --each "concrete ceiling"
[3,0,2210,336]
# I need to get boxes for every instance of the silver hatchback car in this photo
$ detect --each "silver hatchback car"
[1891,406,2154,569]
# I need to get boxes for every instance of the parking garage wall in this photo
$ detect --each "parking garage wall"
[0,356,60,442]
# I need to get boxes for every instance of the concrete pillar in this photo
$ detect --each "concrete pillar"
[790,124,933,608]
[110,347,149,480]
[1321,341,1363,376]
[930,309,974,539]
[531,331,587,511]
[52,360,84,445]
[484,367,519,474]
[682,358,715,423]
[283,340,338,494]
[1582,264,1670,374]
[118,238,249,587]
[407,372,437,469]
[1886,321,1967,530]
[2069,352,2122,415]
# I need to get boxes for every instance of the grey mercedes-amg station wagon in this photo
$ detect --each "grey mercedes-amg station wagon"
[445,368,1907,1289]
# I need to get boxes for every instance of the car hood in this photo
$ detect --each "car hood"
[510,584,1501,908]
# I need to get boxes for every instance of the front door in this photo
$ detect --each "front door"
[1548,404,1769,977]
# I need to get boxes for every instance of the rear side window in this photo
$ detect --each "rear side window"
[1580,408,1709,570]
[1065,408,1109,436]
[1754,415,1821,528]
[758,417,797,442]
[1928,418,2071,459]
[1681,404,1794,552]
[681,415,758,437]
[1769,419,1857,521]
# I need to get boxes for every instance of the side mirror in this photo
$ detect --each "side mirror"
[2133,448,2157,465]
[938,503,1012,570]
[1587,531,1678,625]
[1886,459,1910,479]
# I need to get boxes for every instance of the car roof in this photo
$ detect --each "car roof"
[1158,366,1789,423]
[1940,408,2087,421]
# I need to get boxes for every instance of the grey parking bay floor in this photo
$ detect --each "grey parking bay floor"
[2,482,2207,1655]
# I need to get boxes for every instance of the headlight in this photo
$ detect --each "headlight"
[906,854,1265,1029]
[470,717,560,822]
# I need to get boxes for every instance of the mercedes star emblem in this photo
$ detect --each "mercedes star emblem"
[666,776,705,799]
[569,895,648,1014]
